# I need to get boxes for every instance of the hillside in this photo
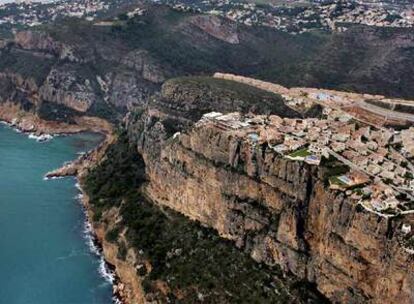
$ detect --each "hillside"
[1,3,413,303]
[0,4,413,129]
[159,77,301,120]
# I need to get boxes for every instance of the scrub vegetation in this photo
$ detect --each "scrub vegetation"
[84,131,327,303]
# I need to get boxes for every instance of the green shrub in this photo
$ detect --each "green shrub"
[105,226,121,243]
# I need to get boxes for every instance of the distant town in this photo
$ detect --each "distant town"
[162,0,414,33]
[0,0,412,36]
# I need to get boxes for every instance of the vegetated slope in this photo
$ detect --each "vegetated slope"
[0,3,414,126]
[83,131,328,303]
[160,76,301,120]
[301,26,414,98]
[107,5,414,98]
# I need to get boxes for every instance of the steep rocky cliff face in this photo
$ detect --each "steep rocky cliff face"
[83,131,327,303]
[124,81,414,303]
[0,28,167,122]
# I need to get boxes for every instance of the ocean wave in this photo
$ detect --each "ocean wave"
[75,178,121,303]
[112,297,123,304]
[83,221,101,257]
[0,120,55,141]
[79,193,116,285]
[43,175,65,181]
[0,120,20,132]
[28,133,53,143]
[98,257,115,284]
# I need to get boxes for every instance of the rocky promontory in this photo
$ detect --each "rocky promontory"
[119,76,414,303]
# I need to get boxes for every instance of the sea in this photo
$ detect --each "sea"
[0,123,113,304]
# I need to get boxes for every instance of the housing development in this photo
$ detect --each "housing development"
[0,0,413,35]
[162,0,414,33]
[202,73,414,252]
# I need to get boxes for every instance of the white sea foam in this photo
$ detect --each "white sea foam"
[112,297,123,304]
[83,221,101,256]
[79,191,116,287]
[0,120,55,141]
[43,175,65,181]
[28,133,53,142]
[98,257,115,284]
[83,213,116,285]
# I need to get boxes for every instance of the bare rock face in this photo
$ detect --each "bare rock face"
[126,106,414,304]
[14,31,79,62]
[105,71,153,109]
[121,50,168,84]
[190,15,240,45]
[15,31,59,52]
[39,66,97,112]
[5,32,168,115]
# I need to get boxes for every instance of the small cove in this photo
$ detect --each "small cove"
[0,124,113,304]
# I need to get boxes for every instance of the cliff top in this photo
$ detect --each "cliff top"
[193,110,414,220]
[160,76,301,120]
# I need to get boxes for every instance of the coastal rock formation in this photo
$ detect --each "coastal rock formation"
[86,197,146,304]
[2,5,414,303]
[124,83,414,303]
[39,66,97,112]
[0,29,171,119]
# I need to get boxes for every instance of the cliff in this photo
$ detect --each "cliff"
[2,4,414,302]
[137,122,413,303]
[83,131,327,303]
[121,79,414,303]
[77,75,331,302]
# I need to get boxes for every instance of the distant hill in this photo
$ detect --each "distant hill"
[0,4,413,123]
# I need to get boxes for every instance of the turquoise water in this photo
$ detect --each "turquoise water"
[0,124,113,304]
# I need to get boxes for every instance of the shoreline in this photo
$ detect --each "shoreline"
[76,182,128,304]
[0,102,113,136]
[76,185,124,304]
[0,110,125,303]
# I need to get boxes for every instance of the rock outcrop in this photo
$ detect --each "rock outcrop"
[0,29,172,119]
[124,88,414,304]
[15,31,79,61]
[39,66,98,112]
[189,15,240,44]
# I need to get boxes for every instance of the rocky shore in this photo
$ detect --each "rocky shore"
[0,105,139,304]
[77,185,145,304]
[43,128,141,304]
[0,102,113,136]
[44,128,145,304]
